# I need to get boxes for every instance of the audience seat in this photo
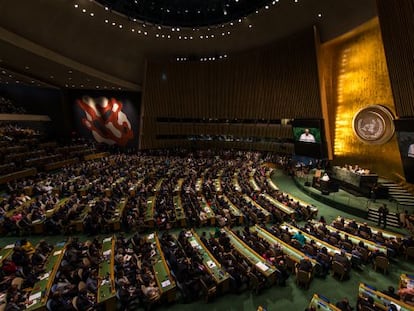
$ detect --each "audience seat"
[296,270,311,289]
[373,256,389,274]
[332,261,347,281]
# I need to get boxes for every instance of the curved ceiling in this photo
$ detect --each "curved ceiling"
[96,0,273,27]
[0,0,377,91]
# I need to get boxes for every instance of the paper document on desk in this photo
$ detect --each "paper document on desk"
[103,237,112,243]
[206,260,216,268]
[148,233,155,239]
[103,250,111,256]
[255,262,269,271]
[29,291,41,301]
[190,240,199,248]
[40,272,50,280]
[53,250,62,256]
[4,244,14,249]
[161,280,171,288]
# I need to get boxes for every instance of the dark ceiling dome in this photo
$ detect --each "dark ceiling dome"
[95,0,272,27]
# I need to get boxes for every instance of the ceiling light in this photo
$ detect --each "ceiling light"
[112,22,116,26]
[265,5,269,9]
[105,19,109,23]
[74,4,78,8]
[82,8,86,13]
[25,66,30,70]
[90,13,94,17]
[248,24,253,28]
[132,28,135,32]
[317,13,322,18]
[119,24,123,28]
[105,6,109,11]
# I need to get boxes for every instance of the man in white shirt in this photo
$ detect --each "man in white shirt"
[408,143,414,158]
[299,128,316,143]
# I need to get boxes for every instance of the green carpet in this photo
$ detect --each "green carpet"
[1,171,413,311]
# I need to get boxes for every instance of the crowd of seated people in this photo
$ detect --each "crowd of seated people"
[47,237,102,311]
[114,233,161,310]
[200,229,268,294]
[331,217,407,257]
[0,239,54,310]
[160,231,216,302]
[0,97,26,114]
[0,150,320,237]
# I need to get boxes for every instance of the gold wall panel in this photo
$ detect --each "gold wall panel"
[320,18,404,179]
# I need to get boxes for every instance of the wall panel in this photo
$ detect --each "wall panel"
[141,28,322,150]
[376,0,414,117]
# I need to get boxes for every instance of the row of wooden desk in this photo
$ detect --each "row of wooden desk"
[311,221,388,255]
[280,222,353,260]
[358,283,413,311]
[223,227,278,285]
[252,225,321,275]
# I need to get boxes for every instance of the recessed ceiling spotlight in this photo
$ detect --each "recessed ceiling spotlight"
[156,34,160,37]
[25,66,30,70]
[82,8,86,13]
[50,75,54,79]
[248,24,253,28]
[317,13,322,18]
[294,0,298,2]
[265,5,269,9]
[132,28,135,32]
[105,19,109,23]
[90,12,94,17]
[74,4,79,8]
[105,6,109,11]
[119,24,123,28]
[112,22,116,26]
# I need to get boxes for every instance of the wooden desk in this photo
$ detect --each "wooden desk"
[249,169,261,192]
[308,294,341,311]
[266,168,279,191]
[84,152,109,161]
[242,194,271,222]
[223,227,277,285]
[0,168,37,184]
[108,198,128,231]
[153,178,164,193]
[313,222,388,255]
[280,223,352,260]
[219,194,244,224]
[147,233,176,302]
[260,193,295,216]
[187,230,230,293]
[174,195,186,227]
[98,237,116,310]
[335,216,404,240]
[358,283,413,311]
[174,178,185,193]
[198,194,215,226]
[252,225,320,275]
[0,244,14,265]
[26,242,66,311]
[145,196,156,227]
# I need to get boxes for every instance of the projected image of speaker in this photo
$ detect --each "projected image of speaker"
[292,119,327,159]
[395,118,414,183]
